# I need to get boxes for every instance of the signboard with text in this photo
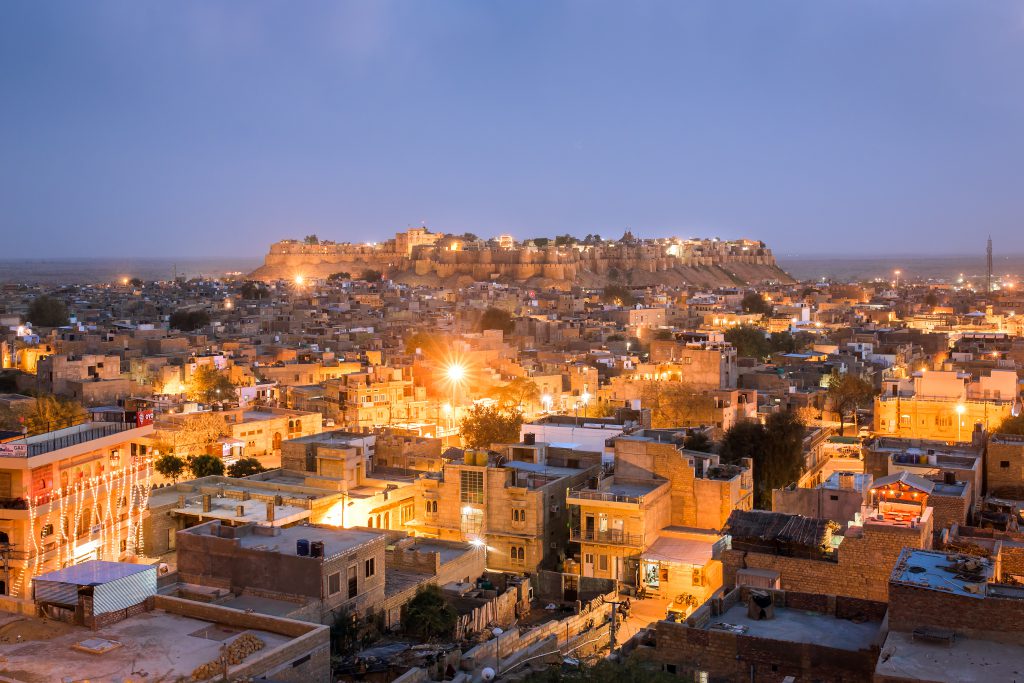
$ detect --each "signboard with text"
[0,444,28,457]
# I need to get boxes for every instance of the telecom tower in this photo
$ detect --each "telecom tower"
[986,236,993,293]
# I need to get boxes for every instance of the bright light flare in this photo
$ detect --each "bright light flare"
[446,363,466,384]
[294,275,305,285]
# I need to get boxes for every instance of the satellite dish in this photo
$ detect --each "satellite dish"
[481,667,496,681]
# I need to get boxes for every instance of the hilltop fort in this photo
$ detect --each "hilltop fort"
[249,228,793,288]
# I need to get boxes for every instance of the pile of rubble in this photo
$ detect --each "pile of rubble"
[190,632,265,681]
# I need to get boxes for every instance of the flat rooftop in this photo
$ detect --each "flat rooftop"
[172,497,310,526]
[395,538,471,564]
[286,430,370,445]
[229,524,383,560]
[36,560,153,586]
[892,549,993,599]
[876,630,1024,683]
[0,609,291,682]
[706,602,879,652]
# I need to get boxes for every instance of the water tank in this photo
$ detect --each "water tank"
[310,540,325,558]
[297,539,310,556]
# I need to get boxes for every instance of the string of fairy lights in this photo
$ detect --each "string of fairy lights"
[16,463,152,598]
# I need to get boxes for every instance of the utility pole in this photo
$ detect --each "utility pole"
[602,595,629,659]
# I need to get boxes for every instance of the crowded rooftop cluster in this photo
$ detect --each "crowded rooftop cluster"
[0,230,1023,682]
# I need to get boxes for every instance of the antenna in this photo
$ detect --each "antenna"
[986,236,993,293]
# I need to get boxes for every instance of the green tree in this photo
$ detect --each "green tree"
[602,284,636,307]
[169,309,211,331]
[997,414,1024,436]
[26,295,69,327]
[404,584,457,641]
[924,291,939,307]
[826,370,875,436]
[459,404,524,449]
[303,234,319,244]
[227,457,265,478]
[554,234,577,247]
[532,237,550,247]
[128,277,144,288]
[240,281,269,300]
[189,454,225,478]
[186,365,235,404]
[653,329,674,341]
[459,232,479,242]
[489,377,541,410]
[478,307,514,334]
[360,269,383,282]
[522,653,678,683]
[639,383,718,429]
[768,331,798,354]
[327,271,351,282]
[721,412,806,508]
[154,454,188,483]
[724,325,770,359]
[741,291,772,315]
[0,395,86,435]
[683,431,713,453]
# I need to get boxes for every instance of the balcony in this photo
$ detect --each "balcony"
[567,489,643,505]
[570,527,643,547]
[4,421,137,458]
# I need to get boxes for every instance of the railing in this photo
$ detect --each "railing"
[567,489,643,505]
[570,527,643,547]
[18,422,137,458]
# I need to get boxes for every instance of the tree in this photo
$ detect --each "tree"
[405,331,446,357]
[161,412,229,457]
[996,414,1024,436]
[554,234,577,247]
[128,277,144,288]
[478,307,514,334]
[924,291,939,307]
[186,365,235,404]
[0,395,86,435]
[303,234,319,244]
[227,457,265,478]
[404,584,457,641]
[189,454,225,478]
[360,269,383,282]
[154,454,188,483]
[653,329,674,341]
[768,331,798,354]
[721,412,806,508]
[683,431,713,452]
[532,237,550,247]
[327,271,351,282]
[522,653,678,683]
[602,284,636,307]
[26,295,69,327]
[169,309,210,332]
[724,325,770,359]
[459,404,524,449]
[639,383,719,429]
[459,232,479,242]
[826,370,875,436]
[489,377,541,411]
[741,291,772,315]
[240,281,269,300]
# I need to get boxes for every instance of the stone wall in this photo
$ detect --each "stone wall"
[723,517,933,602]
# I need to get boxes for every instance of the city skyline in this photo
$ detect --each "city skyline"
[3,1,1024,258]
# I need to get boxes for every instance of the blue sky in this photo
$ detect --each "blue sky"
[2,1,1023,258]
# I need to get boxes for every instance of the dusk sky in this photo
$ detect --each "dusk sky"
[2,1,1023,259]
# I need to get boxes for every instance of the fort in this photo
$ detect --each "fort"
[249,229,793,289]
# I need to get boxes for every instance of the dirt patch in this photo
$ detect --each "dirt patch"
[0,617,75,643]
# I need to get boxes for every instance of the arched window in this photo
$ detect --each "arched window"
[0,531,9,545]
[517,547,525,561]
[383,512,390,528]
[367,518,374,528]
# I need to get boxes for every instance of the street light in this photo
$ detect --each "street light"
[894,270,901,288]
[294,275,304,286]
[956,404,966,442]
[541,394,553,412]
[445,364,466,431]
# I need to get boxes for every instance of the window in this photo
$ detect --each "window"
[41,524,54,539]
[1002,461,1011,469]
[347,566,358,598]
[119,539,127,553]
[830,495,839,501]
[365,558,375,578]
[510,545,525,565]
[598,555,608,571]
[460,470,484,504]
[328,572,341,595]
[512,508,526,523]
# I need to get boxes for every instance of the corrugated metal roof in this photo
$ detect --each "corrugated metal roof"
[34,560,155,587]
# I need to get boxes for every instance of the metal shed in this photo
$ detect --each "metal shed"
[33,561,157,616]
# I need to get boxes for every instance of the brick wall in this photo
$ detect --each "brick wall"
[988,438,1024,498]
[723,518,932,602]
[888,582,1024,642]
